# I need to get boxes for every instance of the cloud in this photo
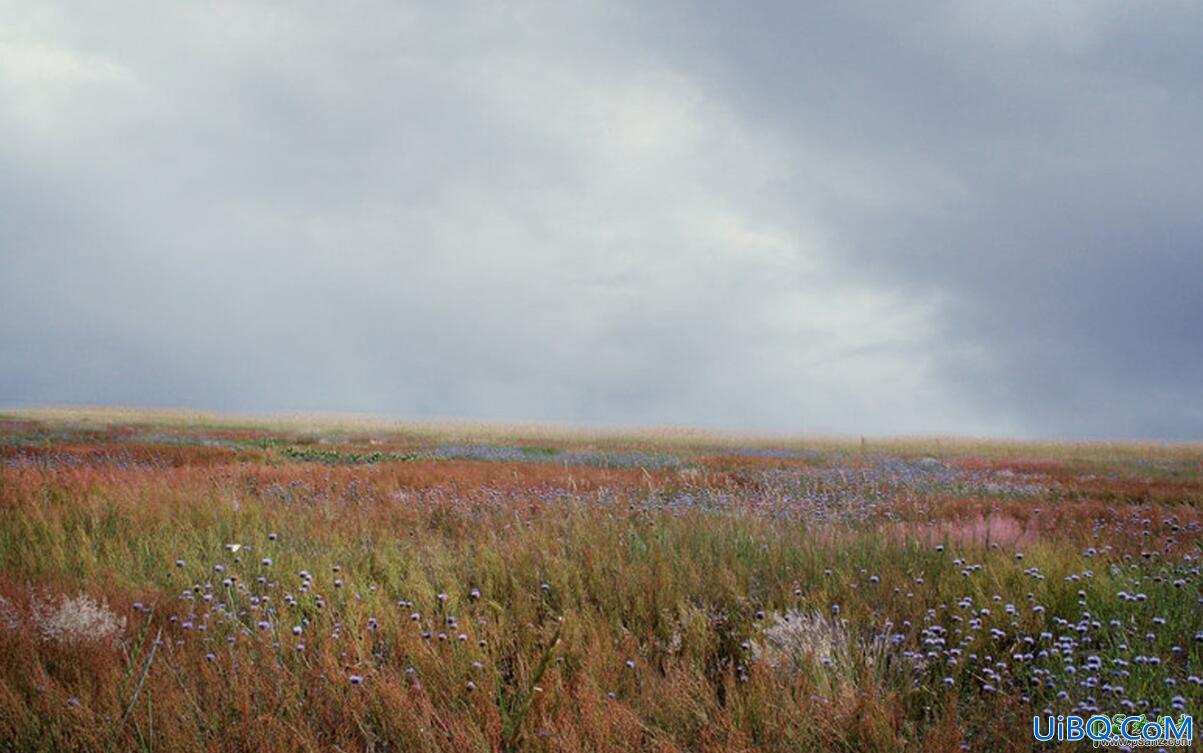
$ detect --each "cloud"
[637,0,1203,438]
[2,1,1199,438]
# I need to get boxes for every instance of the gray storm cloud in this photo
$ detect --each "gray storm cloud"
[2,1,1200,438]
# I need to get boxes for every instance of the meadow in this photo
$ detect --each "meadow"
[1,409,1200,752]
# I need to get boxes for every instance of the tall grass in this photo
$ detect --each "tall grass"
[0,417,1200,751]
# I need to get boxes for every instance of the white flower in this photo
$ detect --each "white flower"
[32,593,126,647]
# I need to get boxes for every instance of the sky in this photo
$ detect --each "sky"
[2,1,1201,439]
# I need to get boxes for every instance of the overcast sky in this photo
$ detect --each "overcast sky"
[3,1,1201,439]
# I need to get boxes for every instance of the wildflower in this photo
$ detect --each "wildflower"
[349,675,364,685]
[625,659,636,669]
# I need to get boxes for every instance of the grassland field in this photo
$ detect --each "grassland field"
[1,408,1201,752]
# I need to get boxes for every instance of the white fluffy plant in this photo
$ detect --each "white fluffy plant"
[31,592,126,647]
[750,610,887,700]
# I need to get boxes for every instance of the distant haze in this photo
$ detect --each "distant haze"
[3,2,1201,439]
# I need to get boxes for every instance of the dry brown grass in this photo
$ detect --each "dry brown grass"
[0,410,1199,752]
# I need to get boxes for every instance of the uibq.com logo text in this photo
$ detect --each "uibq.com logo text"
[1033,714,1193,747]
